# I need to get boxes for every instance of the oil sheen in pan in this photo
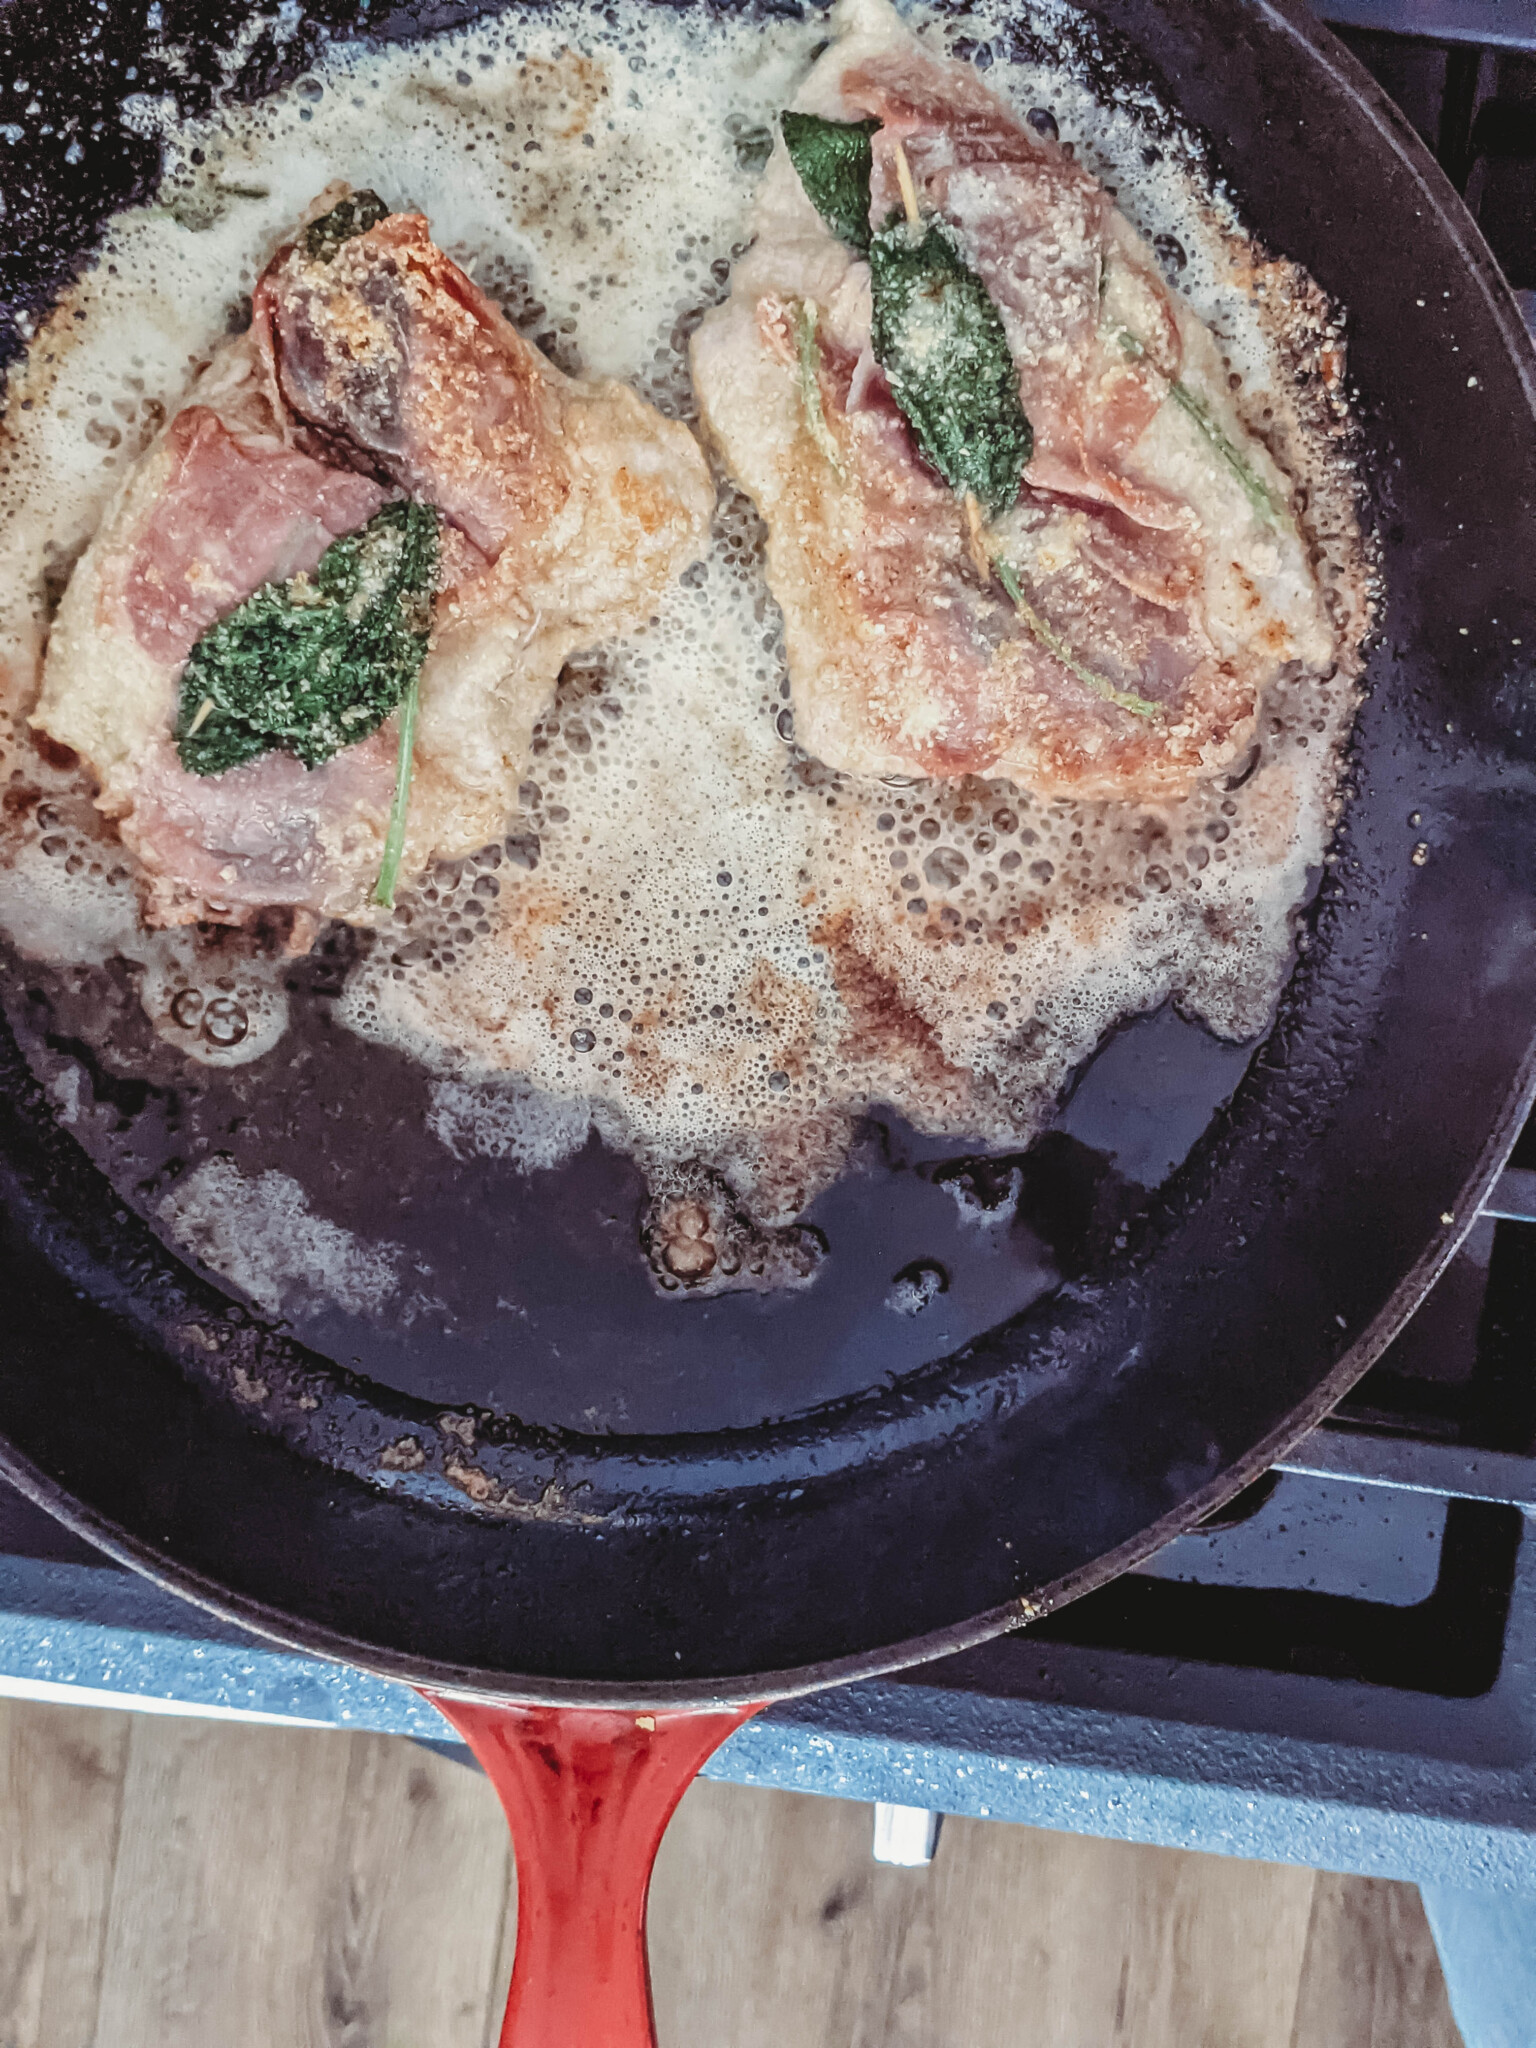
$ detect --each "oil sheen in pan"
[0,0,1367,1429]
[6,936,1253,1433]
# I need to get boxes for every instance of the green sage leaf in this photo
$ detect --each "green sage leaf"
[780,112,880,254]
[303,189,392,264]
[869,219,1032,519]
[175,499,439,778]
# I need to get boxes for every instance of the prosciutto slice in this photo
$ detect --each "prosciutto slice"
[692,0,1335,801]
[34,193,713,930]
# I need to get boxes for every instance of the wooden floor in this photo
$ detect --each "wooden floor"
[0,1696,1464,2048]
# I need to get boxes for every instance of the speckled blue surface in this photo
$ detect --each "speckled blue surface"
[7,1531,1536,1896]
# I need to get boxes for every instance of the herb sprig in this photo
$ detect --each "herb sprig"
[1113,327,1287,526]
[1167,378,1288,526]
[992,556,1160,719]
[373,666,423,910]
[781,113,1032,519]
[794,300,845,478]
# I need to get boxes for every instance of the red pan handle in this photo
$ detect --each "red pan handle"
[423,1691,762,2048]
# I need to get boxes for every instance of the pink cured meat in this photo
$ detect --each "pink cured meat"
[833,364,1209,779]
[37,196,713,932]
[253,213,568,580]
[122,407,389,666]
[692,4,1328,800]
[126,730,397,925]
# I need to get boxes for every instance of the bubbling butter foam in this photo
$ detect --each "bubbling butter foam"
[0,0,1369,1238]
[159,1155,403,1317]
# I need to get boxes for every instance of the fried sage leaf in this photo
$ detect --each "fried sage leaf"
[175,499,439,778]
[869,220,1032,519]
[303,188,391,264]
[780,112,881,254]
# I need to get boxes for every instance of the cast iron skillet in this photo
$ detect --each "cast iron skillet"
[11,5,1536,2037]
[1,0,1535,1717]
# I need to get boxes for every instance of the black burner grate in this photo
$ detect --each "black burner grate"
[1335,19,1536,291]
[1030,1198,1535,1698]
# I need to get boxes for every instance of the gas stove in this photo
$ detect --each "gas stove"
[0,0,1534,1896]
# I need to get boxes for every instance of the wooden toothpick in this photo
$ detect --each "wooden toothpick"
[892,139,922,229]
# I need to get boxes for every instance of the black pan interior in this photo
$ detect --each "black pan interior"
[9,933,1250,1434]
[1,0,1534,1703]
